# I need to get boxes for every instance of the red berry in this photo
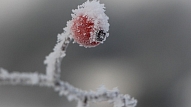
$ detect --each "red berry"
[69,0,109,48]
[71,15,100,47]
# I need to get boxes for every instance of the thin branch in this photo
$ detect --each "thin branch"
[0,31,137,107]
[0,68,49,86]
[44,32,71,83]
[0,68,137,107]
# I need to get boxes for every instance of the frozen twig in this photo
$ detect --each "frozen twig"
[0,68,48,86]
[0,68,137,107]
[44,32,71,83]
[0,0,137,107]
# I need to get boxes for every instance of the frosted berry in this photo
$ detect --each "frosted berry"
[69,0,109,48]
[71,15,106,47]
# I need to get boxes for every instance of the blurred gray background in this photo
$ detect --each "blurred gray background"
[0,0,191,107]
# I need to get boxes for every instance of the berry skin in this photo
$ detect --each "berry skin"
[71,15,106,48]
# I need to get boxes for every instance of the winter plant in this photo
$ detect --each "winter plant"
[0,0,137,107]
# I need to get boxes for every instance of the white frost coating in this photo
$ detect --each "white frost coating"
[0,68,47,85]
[70,0,109,43]
[0,67,138,107]
[44,32,70,81]
[0,0,137,107]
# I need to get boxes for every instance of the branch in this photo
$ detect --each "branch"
[44,32,71,83]
[0,68,48,86]
[0,68,137,107]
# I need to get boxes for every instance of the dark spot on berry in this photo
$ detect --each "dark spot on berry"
[96,30,106,41]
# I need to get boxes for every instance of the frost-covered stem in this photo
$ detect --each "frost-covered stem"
[0,68,50,86]
[44,32,71,83]
[55,81,137,107]
[0,25,137,107]
[0,38,138,107]
[0,68,137,107]
[53,36,71,83]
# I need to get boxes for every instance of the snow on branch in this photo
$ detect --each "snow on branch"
[0,68,48,86]
[0,68,137,107]
[0,0,137,107]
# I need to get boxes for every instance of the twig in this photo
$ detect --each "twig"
[0,31,137,107]
[0,67,137,107]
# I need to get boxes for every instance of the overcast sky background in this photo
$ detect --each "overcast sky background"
[0,0,191,107]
